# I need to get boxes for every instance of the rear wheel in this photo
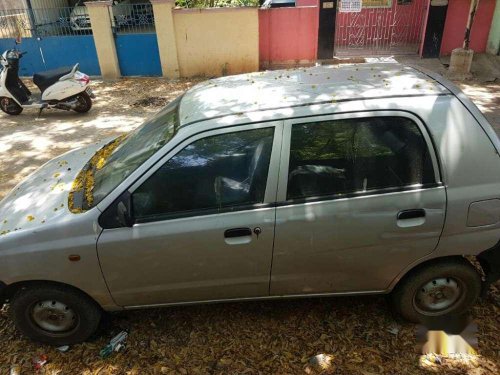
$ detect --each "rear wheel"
[391,257,481,323]
[0,97,23,115]
[72,92,92,113]
[10,283,102,345]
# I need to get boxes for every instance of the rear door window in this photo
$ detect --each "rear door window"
[287,116,436,200]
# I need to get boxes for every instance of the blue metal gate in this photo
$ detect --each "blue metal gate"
[115,33,161,76]
[112,2,162,76]
[0,6,100,76]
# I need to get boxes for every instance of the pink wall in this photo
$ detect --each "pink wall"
[440,0,496,55]
[259,6,319,67]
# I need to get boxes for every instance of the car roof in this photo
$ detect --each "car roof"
[178,62,451,127]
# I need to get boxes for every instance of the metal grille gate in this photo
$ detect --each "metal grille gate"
[0,6,100,76]
[334,0,428,56]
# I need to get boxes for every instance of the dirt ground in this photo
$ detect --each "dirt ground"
[0,66,499,374]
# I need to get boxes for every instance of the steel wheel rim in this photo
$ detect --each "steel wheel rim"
[30,300,78,333]
[413,277,464,315]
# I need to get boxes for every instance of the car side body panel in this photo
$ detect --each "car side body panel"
[0,142,119,310]
[1,71,499,310]
[270,111,447,295]
[95,94,500,307]
[271,187,447,295]
[0,212,118,310]
[96,122,283,307]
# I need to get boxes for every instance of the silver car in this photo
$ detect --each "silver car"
[0,63,499,345]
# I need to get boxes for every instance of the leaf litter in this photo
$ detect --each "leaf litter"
[0,282,498,374]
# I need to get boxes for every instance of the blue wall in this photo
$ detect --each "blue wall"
[0,36,100,76]
[115,33,162,76]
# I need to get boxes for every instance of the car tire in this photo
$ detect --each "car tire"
[390,257,481,324]
[72,92,92,113]
[10,283,102,345]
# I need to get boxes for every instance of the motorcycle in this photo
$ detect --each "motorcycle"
[0,49,95,115]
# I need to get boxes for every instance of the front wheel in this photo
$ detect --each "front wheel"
[390,257,481,324]
[73,92,92,113]
[10,283,102,345]
[0,97,23,115]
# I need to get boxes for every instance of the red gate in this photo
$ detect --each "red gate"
[335,0,428,56]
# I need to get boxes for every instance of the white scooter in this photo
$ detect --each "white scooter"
[0,49,95,115]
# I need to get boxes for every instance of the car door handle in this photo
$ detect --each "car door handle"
[397,209,426,220]
[224,227,252,238]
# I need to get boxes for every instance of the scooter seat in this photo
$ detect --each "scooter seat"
[33,67,73,93]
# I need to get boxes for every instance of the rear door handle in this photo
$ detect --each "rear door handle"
[224,227,252,238]
[397,209,426,220]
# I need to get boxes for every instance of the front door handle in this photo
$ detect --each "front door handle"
[224,227,252,238]
[397,209,426,220]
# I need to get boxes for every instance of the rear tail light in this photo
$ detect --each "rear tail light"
[78,75,90,85]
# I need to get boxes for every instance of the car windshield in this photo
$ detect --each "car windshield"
[91,97,181,206]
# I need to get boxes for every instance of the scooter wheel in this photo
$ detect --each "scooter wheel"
[73,92,92,113]
[0,97,23,115]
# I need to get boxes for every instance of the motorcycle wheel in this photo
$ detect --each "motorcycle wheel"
[73,92,92,113]
[0,97,23,115]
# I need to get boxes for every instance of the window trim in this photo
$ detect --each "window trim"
[278,183,443,207]
[277,111,442,204]
[125,121,284,225]
[134,202,276,225]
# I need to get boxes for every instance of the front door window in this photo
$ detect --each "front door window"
[132,127,275,222]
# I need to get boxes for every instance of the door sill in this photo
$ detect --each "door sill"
[122,289,387,310]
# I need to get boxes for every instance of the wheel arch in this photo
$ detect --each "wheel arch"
[1,279,103,311]
[388,255,479,293]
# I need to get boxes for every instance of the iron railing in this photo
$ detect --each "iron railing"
[111,3,155,34]
[0,1,262,38]
[176,0,259,7]
[0,7,92,38]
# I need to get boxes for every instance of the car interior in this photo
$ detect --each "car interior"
[132,132,274,220]
[287,117,435,200]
